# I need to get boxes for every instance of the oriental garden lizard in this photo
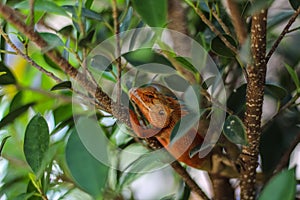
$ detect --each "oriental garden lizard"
[129,84,240,178]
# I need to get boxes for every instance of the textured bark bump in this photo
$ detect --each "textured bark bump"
[240,9,267,200]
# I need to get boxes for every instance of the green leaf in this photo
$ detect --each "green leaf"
[0,62,16,85]
[223,115,247,145]
[259,168,296,200]
[53,104,73,125]
[123,48,174,72]
[284,63,300,91]
[90,55,112,71]
[10,92,23,112]
[118,151,167,189]
[24,114,50,174]
[62,5,103,21]
[131,0,167,27]
[268,11,294,29]
[0,136,11,156]
[0,71,6,76]
[227,84,247,115]
[170,112,200,145]
[183,85,201,112]
[39,32,64,52]
[120,6,133,33]
[289,0,300,10]
[163,74,189,92]
[26,180,42,200]
[43,55,61,71]
[265,84,287,100]
[211,34,237,57]
[14,0,68,16]
[65,128,109,198]
[174,57,198,73]
[50,81,72,91]
[0,102,35,129]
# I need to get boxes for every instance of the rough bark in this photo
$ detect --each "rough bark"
[239,9,267,200]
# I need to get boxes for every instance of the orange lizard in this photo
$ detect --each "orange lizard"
[129,84,240,177]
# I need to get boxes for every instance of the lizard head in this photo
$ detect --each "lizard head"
[129,85,174,129]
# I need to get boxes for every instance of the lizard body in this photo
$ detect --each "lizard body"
[129,84,240,177]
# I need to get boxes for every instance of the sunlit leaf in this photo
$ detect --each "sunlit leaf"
[0,102,35,129]
[53,104,73,125]
[223,115,247,145]
[131,0,167,27]
[14,0,68,16]
[65,128,109,198]
[211,34,237,57]
[0,71,6,76]
[50,81,72,91]
[174,57,198,73]
[26,180,41,200]
[0,136,11,156]
[259,168,296,200]
[24,114,50,174]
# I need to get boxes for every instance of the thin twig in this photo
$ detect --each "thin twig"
[0,3,115,115]
[0,27,62,83]
[286,26,300,34]
[112,0,122,107]
[171,161,210,200]
[262,94,300,131]
[29,0,35,28]
[211,9,231,36]
[185,0,238,54]
[265,7,300,63]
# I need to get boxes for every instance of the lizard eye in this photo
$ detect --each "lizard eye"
[146,94,154,98]
[158,110,165,116]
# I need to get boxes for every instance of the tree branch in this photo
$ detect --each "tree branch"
[185,0,238,55]
[265,7,300,64]
[0,3,115,116]
[0,27,62,83]
[171,161,209,200]
[111,0,122,106]
[0,4,209,199]
[239,9,267,200]
[226,0,248,44]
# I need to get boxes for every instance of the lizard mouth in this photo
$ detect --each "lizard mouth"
[130,99,153,128]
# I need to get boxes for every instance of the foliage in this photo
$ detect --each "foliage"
[0,0,299,199]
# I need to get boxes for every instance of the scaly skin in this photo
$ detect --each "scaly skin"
[129,85,240,177]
